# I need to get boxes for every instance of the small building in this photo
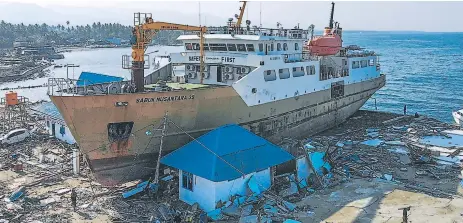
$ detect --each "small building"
[160,124,294,212]
[32,102,76,145]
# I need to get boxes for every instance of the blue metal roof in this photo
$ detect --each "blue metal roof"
[160,124,295,182]
[76,72,124,87]
[32,101,64,121]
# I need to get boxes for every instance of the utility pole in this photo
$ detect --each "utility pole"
[154,111,168,184]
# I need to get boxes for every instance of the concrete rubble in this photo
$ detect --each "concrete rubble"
[2,110,463,222]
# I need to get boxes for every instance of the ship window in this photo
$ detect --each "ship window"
[306,65,316,75]
[292,67,305,77]
[227,44,237,51]
[270,43,274,51]
[278,68,290,79]
[277,43,282,51]
[360,60,368,68]
[192,43,200,50]
[295,43,299,50]
[258,43,264,52]
[182,171,193,191]
[283,43,288,51]
[237,44,247,52]
[204,43,210,51]
[185,43,193,50]
[369,59,375,66]
[352,61,360,69]
[263,70,277,81]
[209,43,227,51]
[246,44,255,52]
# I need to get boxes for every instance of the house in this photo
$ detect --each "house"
[160,124,295,212]
[31,102,76,145]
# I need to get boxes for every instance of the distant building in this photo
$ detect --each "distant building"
[106,37,122,45]
[160,124,295,212]
[32,102,76,145]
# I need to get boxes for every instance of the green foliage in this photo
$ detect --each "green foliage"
[0,20,182,48]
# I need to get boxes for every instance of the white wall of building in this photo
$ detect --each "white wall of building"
[179,168,271,212]
[45,117,76,145]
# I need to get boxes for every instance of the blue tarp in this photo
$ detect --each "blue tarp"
[76,72,123,87]
[161,124,295,182]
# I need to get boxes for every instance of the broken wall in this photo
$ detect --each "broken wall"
[179,168,271,212]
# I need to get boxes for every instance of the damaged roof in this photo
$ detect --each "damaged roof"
[160,124,295,182]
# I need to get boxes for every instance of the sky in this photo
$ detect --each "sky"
[0,0,462,32]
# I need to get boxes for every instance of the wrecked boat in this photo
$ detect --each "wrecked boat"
[47,2,386,185]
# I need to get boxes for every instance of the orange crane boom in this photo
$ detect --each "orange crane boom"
[125,13,207,92]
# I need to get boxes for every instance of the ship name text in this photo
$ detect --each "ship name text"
[136,95,195,103]
[188,56,236,63]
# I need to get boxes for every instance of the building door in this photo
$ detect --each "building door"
[217,66,223,82]
[51,123,56,136]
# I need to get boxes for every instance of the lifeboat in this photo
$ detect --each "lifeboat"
[307,28,342,56]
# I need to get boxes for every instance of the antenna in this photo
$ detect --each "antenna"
[198,1,202,26]
[259,2,262,28]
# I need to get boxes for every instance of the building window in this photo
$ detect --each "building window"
[227,44,237,51]
[47,121,50,128]
[59,125,65,136]
[295,43,299,50]
[237,44,247,52]
[278,68,290,79]
[246,44,255,52]
[283,43,288,51]
[258,43,264,52]
[277,43,282,51]
[182,171,193,191]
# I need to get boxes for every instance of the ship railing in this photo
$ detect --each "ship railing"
[184,26,309,39]
[47,78,80,96]
[283,53,319,63]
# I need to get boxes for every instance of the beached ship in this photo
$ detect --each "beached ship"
[48,2,385,185]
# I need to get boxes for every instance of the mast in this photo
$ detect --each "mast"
[329,2,335,29]
[154,111,168,184]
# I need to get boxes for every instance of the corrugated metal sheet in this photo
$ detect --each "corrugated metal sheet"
[31,101,64,121]
[160,124,295,182]
[76,72,123,87]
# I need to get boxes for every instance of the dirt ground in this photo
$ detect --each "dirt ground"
[297,178,463,223]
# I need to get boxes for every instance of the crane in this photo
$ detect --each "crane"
[123,13,207,92]
[235,1,247,28]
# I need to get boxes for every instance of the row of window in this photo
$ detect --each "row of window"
[258,42,299,52]
[320,66,349,81]
[185,43,255,52]
[264,65,316,81]
[352,59,375,69]
[184,42,300,53]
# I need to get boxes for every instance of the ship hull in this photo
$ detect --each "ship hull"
[50,75,385,185]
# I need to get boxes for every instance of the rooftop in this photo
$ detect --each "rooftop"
[160,124,295,182]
